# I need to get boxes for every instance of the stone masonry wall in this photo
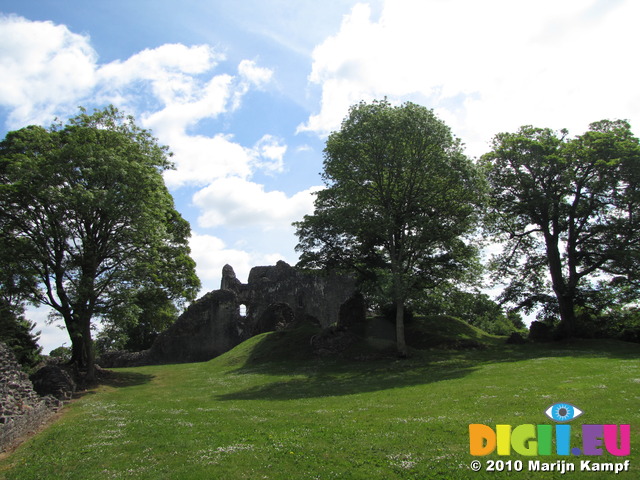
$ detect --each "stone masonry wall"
[0,342,59,452]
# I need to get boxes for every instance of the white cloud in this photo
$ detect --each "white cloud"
[189,233,253,291]
[160,132,287,188]
[0,15,97,127]
[0,15,278,191]
[101,43,220,80]
[100,48,230,127]
[98,44,222,105]
[252,134,287,174]
[118,54,278,189]
[193,177,321,229]
[109,54,277,189]
[163,132,254,187]
[300,0,640,157]
[238,59,273,87]
[189,232,284,294]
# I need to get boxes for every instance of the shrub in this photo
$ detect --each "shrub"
[49,346,72,362]
[528,321,553,342]
[506,332,527,344]
[381,303,414,324]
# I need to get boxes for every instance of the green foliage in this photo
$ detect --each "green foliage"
[418,288,524,336]
[95,287,180,354]
[0,219,41,368]
[0,300,42,369]
[404,314,505,350]
[0,106,200,376]
[482,120,640,337]
[572,301,640,343]
[48,345,72,362]
[295,99,486,355]
[380,303,415,324]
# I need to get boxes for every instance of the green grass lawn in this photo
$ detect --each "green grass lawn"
[1,323,638,479]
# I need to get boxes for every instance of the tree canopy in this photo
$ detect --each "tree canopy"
[481,120,640,337]
[0,106,200,377]
[295,100,485,355]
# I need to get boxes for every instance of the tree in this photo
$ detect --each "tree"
[0,301,42,369]
[0,209,42,368]
[418,287,525,336]
[295,100,485,356]
[481,120,640,338]
[0,106,200,379]
[95,286,179,354]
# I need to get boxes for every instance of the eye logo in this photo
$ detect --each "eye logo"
[545,403,583,422]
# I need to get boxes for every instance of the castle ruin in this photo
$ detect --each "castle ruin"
[100,261,360,366]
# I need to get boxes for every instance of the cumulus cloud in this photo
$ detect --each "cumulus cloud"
[105,54,277,188]
[192,177,321,229]
[0,15,279,191]
[102,43,220,78]
[189,233,253,290]
[0,14,97,127]
[299,0,640,157]
[238,59,273,88]
[100,47,230,129]
[252,134,288,174]
[163,133,254,187]
[161,132,288,188]
[189,232,283,293]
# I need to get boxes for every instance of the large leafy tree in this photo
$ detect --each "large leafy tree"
[0,106,200,378]
[481,120,640,337]
[295,100,485,356]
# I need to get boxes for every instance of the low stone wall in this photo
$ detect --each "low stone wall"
[97,349,153,368]
[0,342,60,452]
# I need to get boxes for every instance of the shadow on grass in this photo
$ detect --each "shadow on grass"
[214,328,639,402]
[98,370,155,388]
[215,359,477,401]
[73,370,155,396]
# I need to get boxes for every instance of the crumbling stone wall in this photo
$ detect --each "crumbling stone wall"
[234,261,357,334]
[0,342,60,452]
[148,289,244,364]
[100,261,359,366]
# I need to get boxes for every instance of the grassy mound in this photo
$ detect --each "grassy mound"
[217,322,321,367]
[220,314,505,368]
[405,315,505,350]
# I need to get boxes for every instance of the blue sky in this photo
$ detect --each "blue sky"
[1,0,639,352]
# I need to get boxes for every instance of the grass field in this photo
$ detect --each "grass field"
[1,319,638,479]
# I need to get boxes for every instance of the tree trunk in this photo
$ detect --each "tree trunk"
[65,316,84,365]
[82,316,95,382]
[555,293,576,339]
[65,313,95,381]
[395,301,408,357]
[545,233,576,338]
